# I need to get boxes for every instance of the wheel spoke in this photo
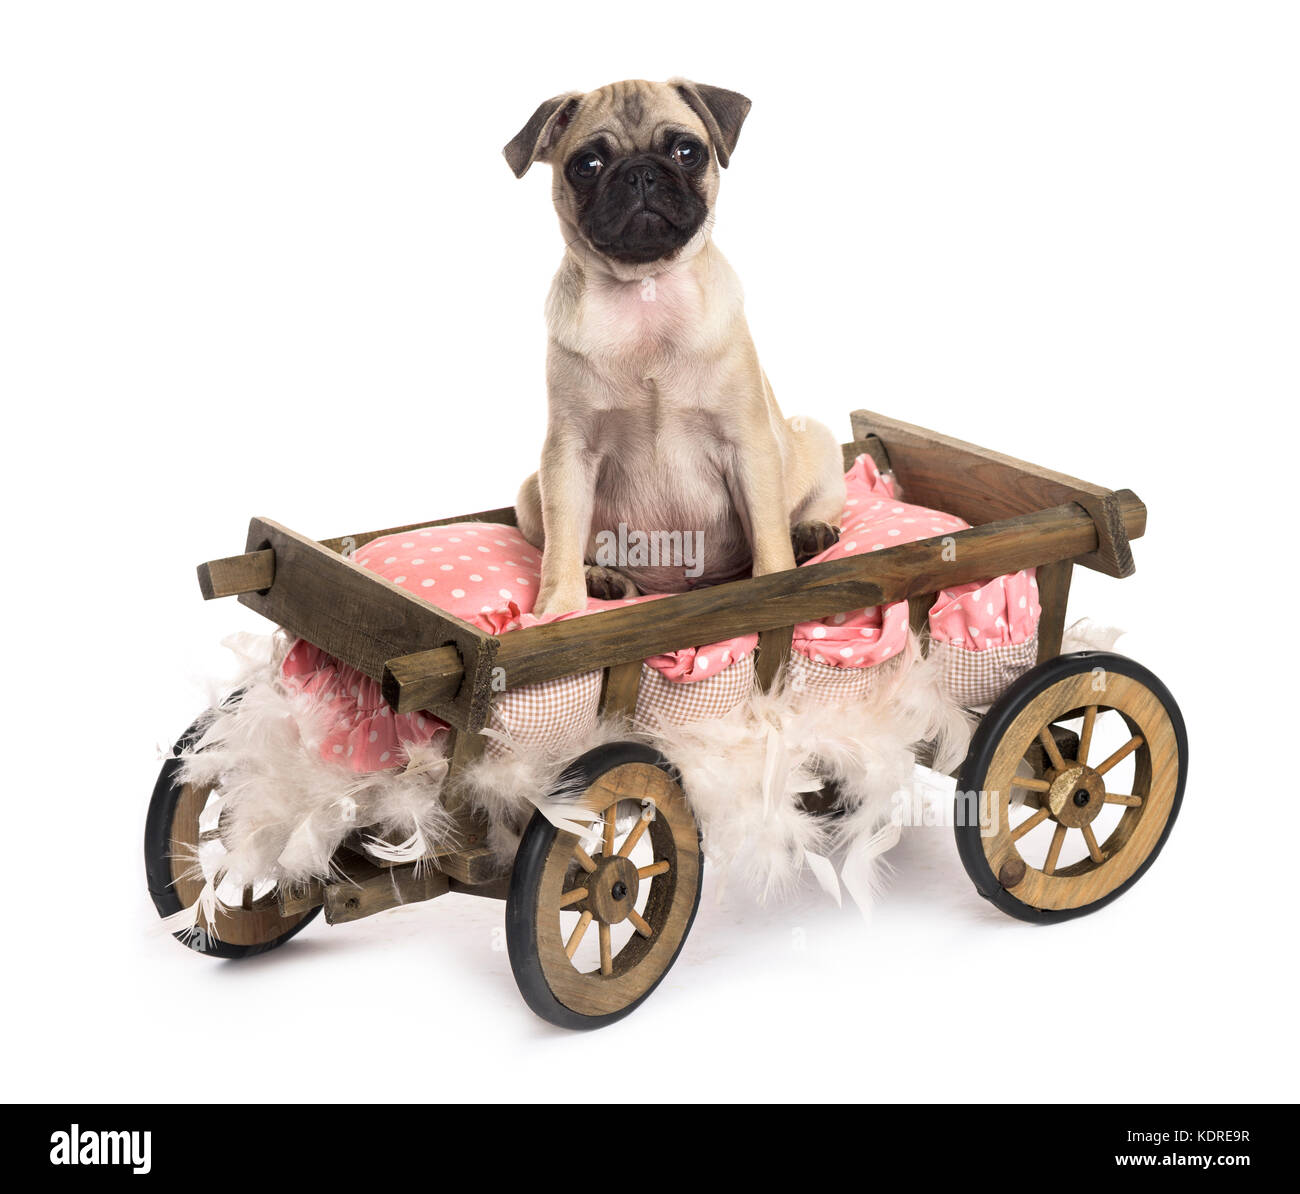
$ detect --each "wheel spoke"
[558,886,588,908]
[627,909,654,939]
[1095,734,1144,776]
[602,809,616,857]
[565,910,593,958]
[638,861,671,879]
[1010,807,1051,842]
[1010,775,1051,792]
[599,922,612,976]
[1081,823,1105,864]
[617,806,654,858]
[1039,728,1067,772]
[241,884,254,912]
[1077,705,1098,766]
[1104,792,1143,807]
[1043,822,1068,876]
[573,845,598,873]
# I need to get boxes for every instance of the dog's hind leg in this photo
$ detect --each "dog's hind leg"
[515,472,545,548]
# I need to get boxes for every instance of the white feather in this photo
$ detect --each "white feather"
[170,630,973,925]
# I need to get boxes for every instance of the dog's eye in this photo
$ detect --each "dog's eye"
[673,138,705,169]
[569,151,604,180]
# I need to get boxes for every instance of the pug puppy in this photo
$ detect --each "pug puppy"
[505,78,846,617]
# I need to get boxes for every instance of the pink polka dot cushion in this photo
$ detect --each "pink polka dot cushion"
[347,523,758,677]
[791,455,1040,666]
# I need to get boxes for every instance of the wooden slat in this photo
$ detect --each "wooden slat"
[907,593,934,658]
[448,727,488,773]
[381,492,1145,714]
[841,435,893,477]
[197,549,275,600]
[236,517,500,731]
[599,660,643,719]
[850,410,1135,577]
[448,875,511,900]
[277,879,323,917]
[436,845,503,886]
[443,729,489,815]
[322,854,450,925]
[1034,560,1074,664]
[756,625,793,691]
[318,505,519,557]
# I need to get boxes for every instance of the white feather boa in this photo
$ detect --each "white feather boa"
[646,636,972,908]
[173,631,973,921]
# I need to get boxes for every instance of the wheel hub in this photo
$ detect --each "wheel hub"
[1046,763,1106,828]
[586,855,641,925]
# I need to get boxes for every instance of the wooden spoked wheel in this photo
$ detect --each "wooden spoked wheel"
[955,652,1187,923]
[506,742,703,1029]
[144,704,318,958]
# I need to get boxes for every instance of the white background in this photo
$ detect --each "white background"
[2,1,1296,1103]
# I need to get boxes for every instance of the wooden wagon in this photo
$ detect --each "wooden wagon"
[145,410,1187,1028]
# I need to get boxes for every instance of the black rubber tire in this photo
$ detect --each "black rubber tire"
[144,697,320,958]
[955,651,1188,924]
[506,741,703,1030]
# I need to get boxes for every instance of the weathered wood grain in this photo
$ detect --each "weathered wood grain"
[322,853,451,924]
[1034,560,1074,664]
[435,844,502,885]
[197,549,275,600]
[600,660,644,719]
[756,626,793,691]
[841,435,893,477]
[850,410,1135,577]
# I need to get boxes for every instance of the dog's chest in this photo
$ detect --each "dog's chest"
[575,273,714,367]
[586,406,751,591]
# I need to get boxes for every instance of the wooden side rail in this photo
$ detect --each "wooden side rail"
[199,517,503,732]
[851,409,1135,578]
[381,490,1145,714]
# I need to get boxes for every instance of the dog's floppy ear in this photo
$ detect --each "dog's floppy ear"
[672,80,751,168]
[503,92,582,178]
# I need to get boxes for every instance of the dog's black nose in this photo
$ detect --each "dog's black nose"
[624,162,658,195]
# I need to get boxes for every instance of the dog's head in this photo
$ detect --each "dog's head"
[504,78,750,270]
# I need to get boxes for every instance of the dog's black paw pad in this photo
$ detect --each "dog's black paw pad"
[584,565,640,601]
[792,520,841,565]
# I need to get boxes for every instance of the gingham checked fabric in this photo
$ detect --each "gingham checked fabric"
[786,649,908,708]
[482,655,757,754]
[485,669,603,758]
[929,635,1039,707]
[633,654,756,728]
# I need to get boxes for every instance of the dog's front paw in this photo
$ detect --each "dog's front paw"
[584,564,640,601]
[791,520,841,565]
